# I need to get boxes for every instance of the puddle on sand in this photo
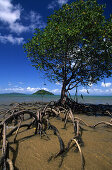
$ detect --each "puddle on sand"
[4,115,112,170]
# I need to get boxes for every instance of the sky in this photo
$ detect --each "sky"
[0,0,112,95]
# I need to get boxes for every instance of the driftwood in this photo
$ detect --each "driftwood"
[0,100,112,170]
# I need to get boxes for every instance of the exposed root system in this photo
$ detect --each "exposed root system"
[0,100,112,169]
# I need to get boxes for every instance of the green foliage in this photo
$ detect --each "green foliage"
[33,90,54,95]
[23,0,112,92]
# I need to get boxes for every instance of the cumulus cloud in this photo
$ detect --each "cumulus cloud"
[101,82,111,87]
[0,0,21,24]
[48,1,57,9]
[9,22,28,34]
[0,0,45,35]
[92,88,103,93]
[58,0,68,6]
[26,11,46,30]
[0,85,61,94]
[4,87,24,92]
[26,87,40,92]
[1,86,39,93]
[51,89,61,93]
[48,0,68,9]
[79,87,112,95]
[0,34,24,44]
[79,88,87,93]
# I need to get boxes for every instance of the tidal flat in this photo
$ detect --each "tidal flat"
[0,102,112,170]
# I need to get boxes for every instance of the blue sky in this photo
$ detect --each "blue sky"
[0,0,112,95]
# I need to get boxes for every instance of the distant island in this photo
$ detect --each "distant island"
[0,91,54,96]
[1,93,26,96]
[33,90,54,95]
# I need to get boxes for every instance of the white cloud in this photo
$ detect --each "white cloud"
[1,85,112,95]
[58,0,68,6]
[26,87,40,92]
[48,0,68,9]
[1,86,39,93]
[79,88,88,93]
[28,11,46,30]
[105,89,109,92]
[26,87,49,93]
[0,0,21,24]
[0,0,45,35]
[42,88,49,91]
[92,88,103,93]
[48,1,57,9]
[0,85,61,94]
[0,34,24,45]
[51,89,61,93]
[101,82,111,87]
[4,87,24,92]
[79,87,112,95]
[9,22,28,34]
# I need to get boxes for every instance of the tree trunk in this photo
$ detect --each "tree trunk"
[60,61,67,105]
[60,80,66,105]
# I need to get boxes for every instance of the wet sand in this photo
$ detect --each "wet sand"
[0,103,112,170]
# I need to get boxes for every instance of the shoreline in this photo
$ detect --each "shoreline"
[0,95,112,105]
[0,101,112,121]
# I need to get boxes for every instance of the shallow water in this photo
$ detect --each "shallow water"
[0,94,112,105]
[5,115,112,170]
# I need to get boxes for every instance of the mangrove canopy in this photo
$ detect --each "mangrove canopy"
[23,0,112,103]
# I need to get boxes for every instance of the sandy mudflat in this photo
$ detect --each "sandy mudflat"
[0,103,112,170]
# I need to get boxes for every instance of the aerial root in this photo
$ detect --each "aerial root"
[13,120,22,143]
[0,101,112,169]
[90,121,112,128]
[74,117,92,127]
[6,123,33,138]
[6,158,14,170]
[0,110,38,135]
[48,123,65,156]
[72,138,85,170]
[48,122,65,165]
[105,110,112,117]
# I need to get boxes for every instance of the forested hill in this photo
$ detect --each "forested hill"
[33,90,54,95]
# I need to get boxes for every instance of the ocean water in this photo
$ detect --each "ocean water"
[0,94,112,105]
